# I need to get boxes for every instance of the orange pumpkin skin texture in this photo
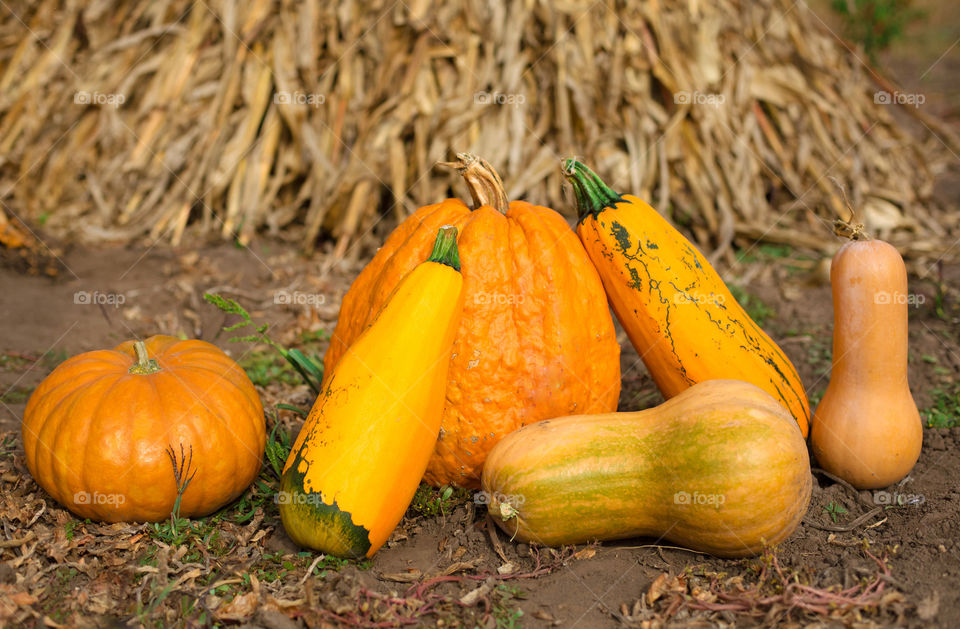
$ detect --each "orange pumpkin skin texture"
[323,155,621,487]
[481,379,811,558]
[563,159,809,437]
[21,335,265,522]
[810,240,922,489]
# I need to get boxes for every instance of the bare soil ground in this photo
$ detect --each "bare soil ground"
[1,239,959,627]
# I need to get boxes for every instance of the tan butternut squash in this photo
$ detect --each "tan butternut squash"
[810,238,922,489]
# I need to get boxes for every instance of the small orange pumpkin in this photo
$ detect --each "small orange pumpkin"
[323,154,621,487]
[22,335,265,522]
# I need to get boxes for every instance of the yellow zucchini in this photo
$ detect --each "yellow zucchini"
[279,226,464,557]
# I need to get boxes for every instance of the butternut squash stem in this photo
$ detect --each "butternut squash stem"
[499,502,520,542]
[562,158,622,220]
[829,179,869,241]
[129,341,162,375]
[427,225,461,272]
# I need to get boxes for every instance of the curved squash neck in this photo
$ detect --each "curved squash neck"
[562,159,624,221]
[427,225,461,271]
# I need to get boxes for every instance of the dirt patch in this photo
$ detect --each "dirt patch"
[1,239,959,627]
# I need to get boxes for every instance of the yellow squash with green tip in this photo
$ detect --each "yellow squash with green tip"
[279,226,464,557]
[563,159,810,437]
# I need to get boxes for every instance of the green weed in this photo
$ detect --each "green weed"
[830,0,924,61]
[409,484,471,517]
[823,501,848,523]
[204,292,325,394]
[728,285,775,327]
[923,388,960,428]
[492,584,526,628]
[0,386,33,404]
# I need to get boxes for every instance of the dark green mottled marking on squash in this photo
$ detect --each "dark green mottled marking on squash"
[610,221,633,254]
[602,212,693,386]
[280,446,372,558]
[566,158,806,428]
[599,209,802,422]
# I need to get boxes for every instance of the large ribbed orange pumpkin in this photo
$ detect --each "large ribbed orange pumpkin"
[323,154,621,487]
[21,335,265,522]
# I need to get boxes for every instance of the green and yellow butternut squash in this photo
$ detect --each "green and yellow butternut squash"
[482,379,811,558]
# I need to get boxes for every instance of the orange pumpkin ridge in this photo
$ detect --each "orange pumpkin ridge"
[323,154,621,487]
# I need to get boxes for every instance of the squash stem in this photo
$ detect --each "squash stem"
[499,502,521,542]
[427,225,461,272]
[439,153,509,214]
[129,341,162,375]
[562,158,623,220]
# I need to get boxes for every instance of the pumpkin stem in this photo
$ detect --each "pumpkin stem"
[427,225,461,271]
[439,153,509,214]
[129,341,162,375]
[562,158,623,220]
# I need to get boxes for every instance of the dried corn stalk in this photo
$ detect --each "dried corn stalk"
[0,0,954,265]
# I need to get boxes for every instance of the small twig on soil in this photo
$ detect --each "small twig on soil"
[299,554,326,585]
[26,500,46,527]
[805,506,884,532]
[0,531,36,547]
[811,468,875,507]
[615,543,711,555]
[660,548,896,623]
[483,513,509,563]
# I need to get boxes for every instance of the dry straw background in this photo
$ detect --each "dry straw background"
[1,0,957,266]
